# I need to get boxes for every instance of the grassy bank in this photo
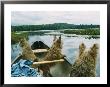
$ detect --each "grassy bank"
[63,29,100,35]
[11,32,28,44]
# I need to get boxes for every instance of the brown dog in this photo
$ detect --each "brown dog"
[70,43,99,77]
[39,36,65,76]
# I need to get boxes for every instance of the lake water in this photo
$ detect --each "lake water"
[11,30,100,77]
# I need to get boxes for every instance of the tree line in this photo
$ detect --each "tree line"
[11,23,100,31]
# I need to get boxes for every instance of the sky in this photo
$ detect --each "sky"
[11,11,100,25]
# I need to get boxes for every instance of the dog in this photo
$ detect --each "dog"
[70,43,99,77]
[39,36,65,77]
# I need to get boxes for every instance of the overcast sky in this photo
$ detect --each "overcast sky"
[11,11,100,25]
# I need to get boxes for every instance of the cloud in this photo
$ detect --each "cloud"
[11,11,100,25]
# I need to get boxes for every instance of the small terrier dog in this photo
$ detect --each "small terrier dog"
[70,43,99,77]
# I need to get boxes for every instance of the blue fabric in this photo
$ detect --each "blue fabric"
[11,59,42,77]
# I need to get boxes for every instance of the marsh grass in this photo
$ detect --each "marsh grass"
[11,32,28,44]
[63,29,100,35]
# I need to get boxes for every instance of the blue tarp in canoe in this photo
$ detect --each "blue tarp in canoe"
[11,59,42,77]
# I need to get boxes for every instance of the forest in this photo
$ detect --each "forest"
[11,23,100,31]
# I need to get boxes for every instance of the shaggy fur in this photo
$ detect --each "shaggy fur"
[19,38,38,61]
[44,36,63,60]
[70,43,99,77]
[39,36,65,76]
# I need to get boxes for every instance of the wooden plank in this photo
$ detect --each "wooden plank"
[33,59,65,65]
[32,49,48,53]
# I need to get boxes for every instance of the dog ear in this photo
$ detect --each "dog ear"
[79,43,86,56]
[19,38,25,47]
[91,44,99,50]
[89,43,99,59]
[59,35,61,40]
[79,43,86,48]
[55,35,61,44]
